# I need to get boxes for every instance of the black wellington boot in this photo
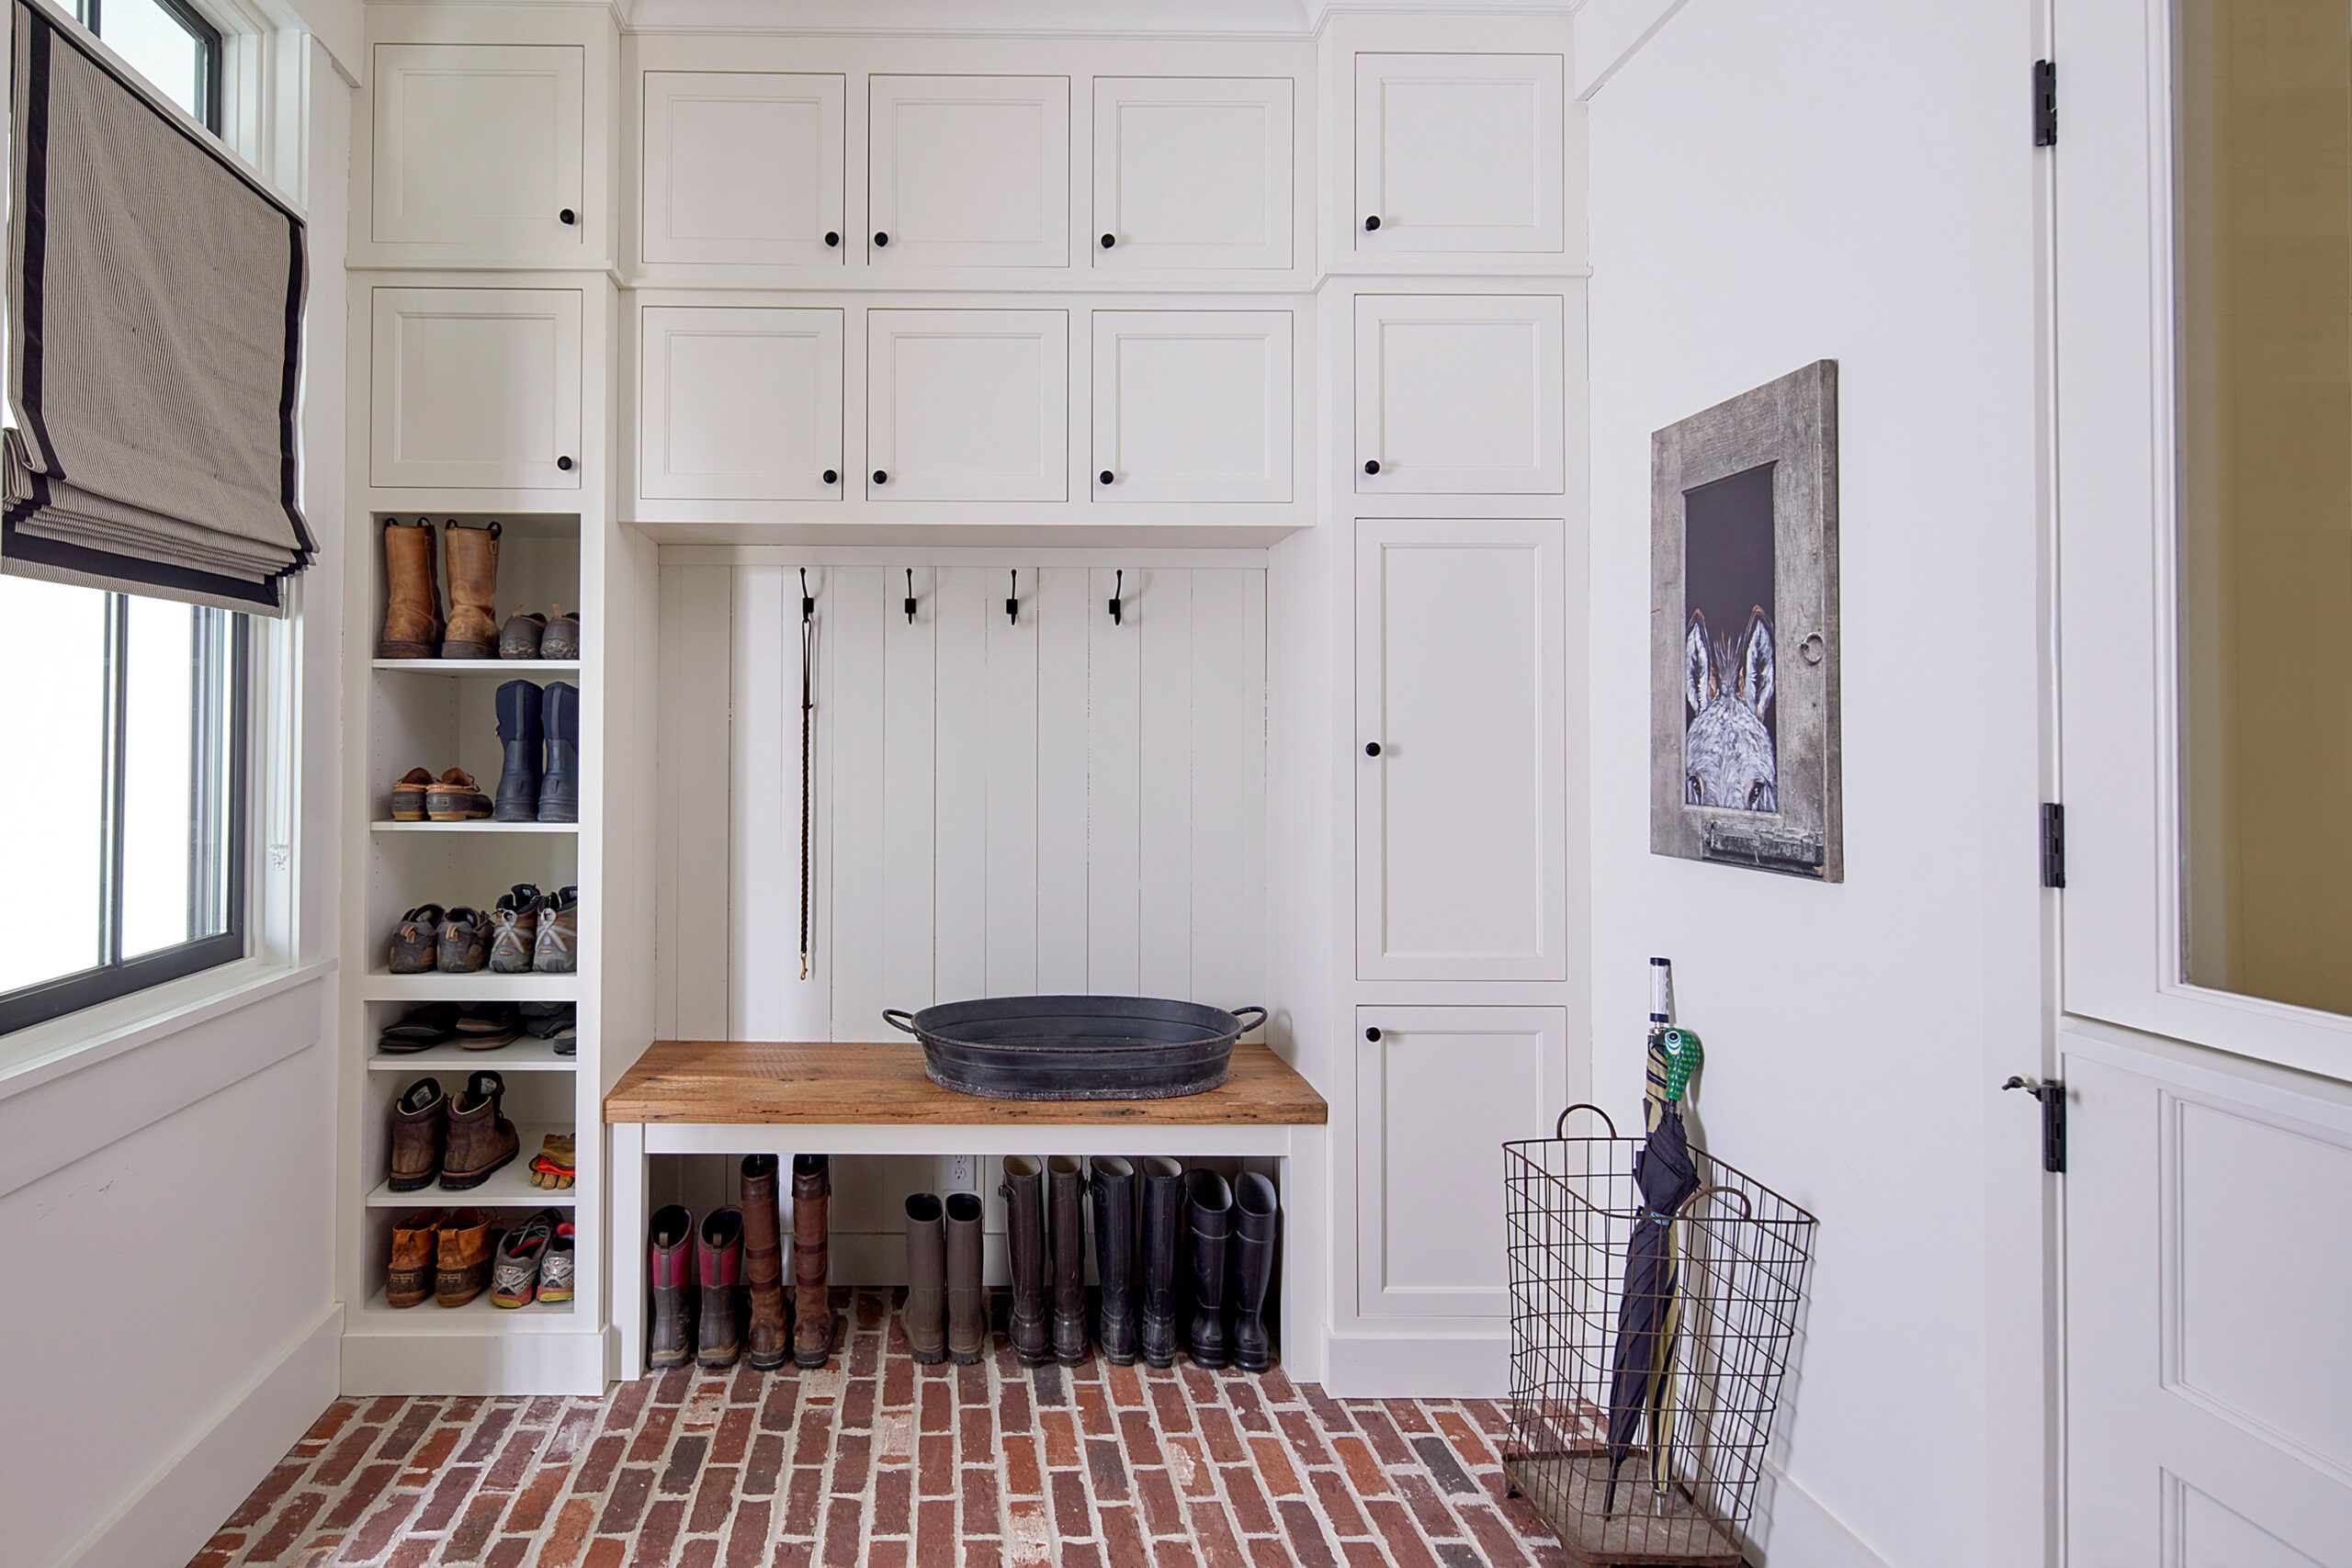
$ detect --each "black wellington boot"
[1048,1156,1089,1367]
[1001,1156,1052,1366]
[1230,1173,1279,1372]
[1137,1157,1184,1369]
[1090,1156,1138,1366]
[902,1193,947,1365]
[537,682,580,824]
[492,680,544,822]
[1185,1171,1234,1370]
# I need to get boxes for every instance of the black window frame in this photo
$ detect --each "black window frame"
[73,0,223,133]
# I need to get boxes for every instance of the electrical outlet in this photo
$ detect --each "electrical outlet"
[948,1156,974,1190]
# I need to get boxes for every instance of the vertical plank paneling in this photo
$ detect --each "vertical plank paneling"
[933,568,991,1001]
[984,566,1041,996]
[730,568,795,1039]
[1237,569,1269,1025]
[1187,570,1260,1014]
[882,566,939,1014]
[657,566,734,1041]
[1087,566,1144,992]
[1035,568,1091,991]
[828,568,889,1039]
[1137,570,1194,998]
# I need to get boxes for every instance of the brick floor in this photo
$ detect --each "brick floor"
[193,1290,1571,1566]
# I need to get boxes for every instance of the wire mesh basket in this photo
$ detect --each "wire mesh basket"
[1503,1104,1818,1566]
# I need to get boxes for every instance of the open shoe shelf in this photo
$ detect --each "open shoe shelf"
[365,1126,580,1209]
[368,1039,577,1072]
[370,658,581,677]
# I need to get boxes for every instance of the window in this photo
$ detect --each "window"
[0,579,248,1033]
[74,0,221,132]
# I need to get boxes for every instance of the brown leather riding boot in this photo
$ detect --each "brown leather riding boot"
[378,517,443,659]
[741,1156,790,1371]
[791,1155,836,1368]
[441,520,501,659]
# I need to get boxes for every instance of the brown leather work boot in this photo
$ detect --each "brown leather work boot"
[741,1156,790,1370]
[791,1155,836,1367]
[378,517,443,659]
[439,1070,520,1190]
[441,520,501,659]
[436,1209,495,1307]
[387,1209,446,1307]
[389,1077,446,1192]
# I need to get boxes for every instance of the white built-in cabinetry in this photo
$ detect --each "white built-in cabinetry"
[865,309,1069,501]
[1092,76,1294,269]
[369,287,584,491]
[1092,311,1293,502]
[640,73,847,266]
[867,74,1072,267]
[1351,52,1566,255]
[1354,295,1567,494]
[369,44,588,255]
[639,306,844,501]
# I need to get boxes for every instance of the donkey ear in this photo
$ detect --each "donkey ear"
[1743,608,1774,716]
[1685,611,1712,715]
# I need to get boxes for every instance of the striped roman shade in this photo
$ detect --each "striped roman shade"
[2,0,311,614]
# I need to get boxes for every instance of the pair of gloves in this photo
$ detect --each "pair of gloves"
[528,1132,575,1190]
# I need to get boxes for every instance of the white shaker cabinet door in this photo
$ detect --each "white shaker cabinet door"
[1355,519,1567,980]
[371,43,586,256]
[640,72,845,266]
[1355,295,1566,495]
[867,75,1070,268]
[866,310,1069,502]
[1353,52,1565,255]
[1091,76,1293,270]
[639,307,844,502]
[370,288,582,491]
[1091,311,1292,503]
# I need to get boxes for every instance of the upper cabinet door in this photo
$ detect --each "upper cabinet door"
[1355,295,1566,494]
[867,310,1069,502]
[641,73,845,267]
[1356,519,1567,981]
[370,288,583,491]
[1091,77,1293,270]
[639,307,844,502]
[1353,52,1564,255]
[371,44,586,255]
[1091,311,1292,503]
[867,75,1071,268]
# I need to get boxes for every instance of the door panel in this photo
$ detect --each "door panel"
[640,72,844,266]
[370,288,582,491]
[866,310,1068,502]
[1353,1006,1566,1319]
[1352,52,1564,254]
[1091,76,1293,270]
[639,307,842,502]
[1355,520,1567,980]
[868,75,1070,268]
[1355,295,1566,494]
[1091,310,1292,503]
[371,43,584,254]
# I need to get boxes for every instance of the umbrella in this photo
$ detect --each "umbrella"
[1600,1024,1703,1514]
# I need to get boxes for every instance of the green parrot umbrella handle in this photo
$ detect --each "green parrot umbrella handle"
[1657,1027,1702,1104]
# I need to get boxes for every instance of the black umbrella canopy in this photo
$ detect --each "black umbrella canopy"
[1602,1100,1702,1513]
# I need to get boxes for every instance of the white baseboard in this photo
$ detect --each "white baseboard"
[1752,1462,1893,1568]
[341,1325,607,1396]
[58,1304,342,1568]
[1322,1327,1510,1398]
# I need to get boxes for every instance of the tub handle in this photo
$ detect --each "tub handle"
[882,1009,919,1035]
[1229,1006,1268,1033]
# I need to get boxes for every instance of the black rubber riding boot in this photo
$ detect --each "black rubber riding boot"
[537,681,580,823]
[1048,1156,1089,1366]
[1137,1157,1184,1369]
[1091,1156,1138,1366]
[1185,1171,1234,1370]
[1001,1156,1052,1366]
[492,680,543,822]
[1230,1173,1279,1373]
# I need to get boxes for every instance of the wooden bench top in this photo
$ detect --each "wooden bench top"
[605,1040,1328,1127]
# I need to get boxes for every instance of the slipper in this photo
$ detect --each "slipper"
[379,1001,462,1052]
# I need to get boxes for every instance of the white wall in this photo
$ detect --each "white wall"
[1584,4,2047,1565]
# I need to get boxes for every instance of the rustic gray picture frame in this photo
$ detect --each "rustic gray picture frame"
[1649,360,1843,880]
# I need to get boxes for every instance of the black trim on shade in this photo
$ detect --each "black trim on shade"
[16,10,58,473]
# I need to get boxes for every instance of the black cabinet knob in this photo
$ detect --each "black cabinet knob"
[822,469,839,485]
[872,469,888,485]
[556,456,574,472]
[874,231,889,247]
[1099,469,1114,486]
[1363,741,1381,757]
[560,208,577,225]
[1101,232,1115,249]
[1363,215,1381,231]
[1364,1026,1383,1043]
[824,231,840,247]
[1363,459,1380,476]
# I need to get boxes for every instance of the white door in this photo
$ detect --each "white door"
[1352,52,1564,255]
[1090,310,1292,504]
[1356,520,1566,981]
[639,306,843,502]
[640,72,844,266]
[1355,295,1566,495]
[2059,0,2352,1560]
[866,310,1068,502]
[1091,77,1293,270]
[866,75,1070,268]
[370,288,582,491]
[1352,1005,1567,1319]
[370,43,585,255]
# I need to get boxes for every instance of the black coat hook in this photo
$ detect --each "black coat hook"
[903,568,917,625]
[1006,570,1019,626]
[800,567,814,623]
[1108,570,1124,626]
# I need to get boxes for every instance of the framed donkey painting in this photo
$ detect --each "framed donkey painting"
[1649,360,1843,880]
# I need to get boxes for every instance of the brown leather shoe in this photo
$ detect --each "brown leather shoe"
[498,611,547,660]
[436,1209,495,1307]
[741,1156,789,1370]
[442,520,501,659]
[533,886,578,974]
[388,1209,446,1308]
[378,517,444,659]
[439,1070,520,1190]
[437,908,492,974]
[792,1155,836,1368]
[389,1078,446,1192]
[389,904,445,975]
[425,768,491,822]
[390,766,434,822]
[488,885,543,975]
[542,608,582,662]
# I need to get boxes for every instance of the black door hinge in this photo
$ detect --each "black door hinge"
[2033,59,2058,146]
[2004,1077,2067,1172]
[2041,802,2065,888]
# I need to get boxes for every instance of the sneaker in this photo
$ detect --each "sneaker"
[388,904,445,975]
[488,884,544,974]
[538,1224,577,1304]
[436,908,491,974]
[492,1212,555,1308]
[534,886,578,973]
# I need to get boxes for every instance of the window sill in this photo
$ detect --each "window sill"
[0,954,336,1103]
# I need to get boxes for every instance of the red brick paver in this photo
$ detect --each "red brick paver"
[192,1291,1567,1566]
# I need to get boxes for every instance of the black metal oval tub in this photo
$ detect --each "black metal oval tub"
[881,997,1268,1101]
